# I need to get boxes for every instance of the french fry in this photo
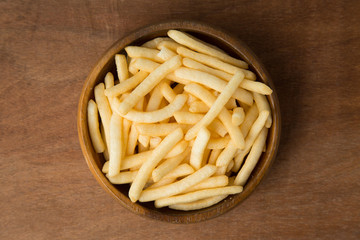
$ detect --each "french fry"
[225,98,237,110]
[168,30,248,69]
[87,100,105,153]
[147,177,175,189]
[146,83,164,112]
[104,72,117,112]
[184,83,244,148]
[234,128,268,186]
[160,163,194,180]
[108,113,123,177]
[157,46,177,61]
[118,94,187,123]
[207,136,231,150]
[128,57,138,75]
[189,101,209,113]
[169,195,228,211]
[253,92,272,128]
[241,80,273,95]
[149,137,162,149]
[118,55,182,115]
[106,171,138,184]
[152,148,190,182]
[104,71,149,98]
[240,104,258,137]
[208,149,222,165]
[125,46,164,63]
[154,186,243,208]
[138,134,150,148]
[100,124,109,161]
[126,124,138,155]
[129,128,184,202]
[134,96,145,111]
[165,140,188,159]
[183,57,233,81]
[226,160,234,173]
[160,82,176,102]
[102,151,153,173]
[157,40,183,51]
[189,127,211,170]
[233,110,269,172]
[139,164,216,202]
[135,123,190,136]
[184,175,228,193]
[177,47,256,80]
[94,83,112,150]
[174,67,253,106]
[115,54,129,82]
[122,118,131,159]
[215,141,238,167]
[184,71,245,147]
[142,37,171,49]
[232,107,245,126]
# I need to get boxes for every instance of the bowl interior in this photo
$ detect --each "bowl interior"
[78,21,280,223]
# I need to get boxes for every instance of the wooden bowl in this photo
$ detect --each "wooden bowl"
[77,20,281,223]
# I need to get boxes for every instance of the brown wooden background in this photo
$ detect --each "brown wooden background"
[1,0,359,239]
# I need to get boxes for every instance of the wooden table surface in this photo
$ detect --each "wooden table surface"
[1,0,359,239]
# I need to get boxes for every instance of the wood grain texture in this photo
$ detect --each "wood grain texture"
[0,0,359,239]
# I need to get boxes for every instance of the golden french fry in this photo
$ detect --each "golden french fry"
[135,123,190,136]
[168,30,248,69]
[125,46,164,63]
[160,163,194,180]
[169,195,228,211]
[215,141,237,167]
[94,83,112,150]
[87,100,105,153]
[160,82,176,102]
[147,177,176,189]
[208,149,222,165]
[189,127,211,170]
[152,148,190,182]
[122,118,131,159]
[126,124,138,155]
[174,67,253,106]
[134,96,145,111]
[225,98,237,110]
[154,185,243,208]
[173,83,184,94]
[234,128,268,186]
[157,46,177,61]
[146,83,164,112]
[240,104,258,137]
[108,113,123,177]
[189,101,209,113]
[104,71,149,98]
[115,54,129,82]
[253,92,272,128]
[138,134,150,148]
[100,124,109,161]
[226,160,234,173]
[104,72,117,112]
[106,171,138,184]
[118,55,182,115]
[165,140,188,159]
[184,83,244,148]
[118,94,187,123]
[184,72,245,148]
[139,164,216,202]
[233,110,269,172]
[184,175,228,193]
[149,136,162,149]
[241,80,272,95]
[142,37,171,49]
[128,57,139,75]
[207,136,231,150]
[157,40,182,52]
[183,57,233,81]
[129,128,184,202]
[177,47,256,80]
[232,107,245,126]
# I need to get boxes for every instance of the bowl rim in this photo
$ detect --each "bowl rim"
[77,20,281,223]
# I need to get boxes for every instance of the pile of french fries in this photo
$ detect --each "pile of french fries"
[87,30,273,211]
